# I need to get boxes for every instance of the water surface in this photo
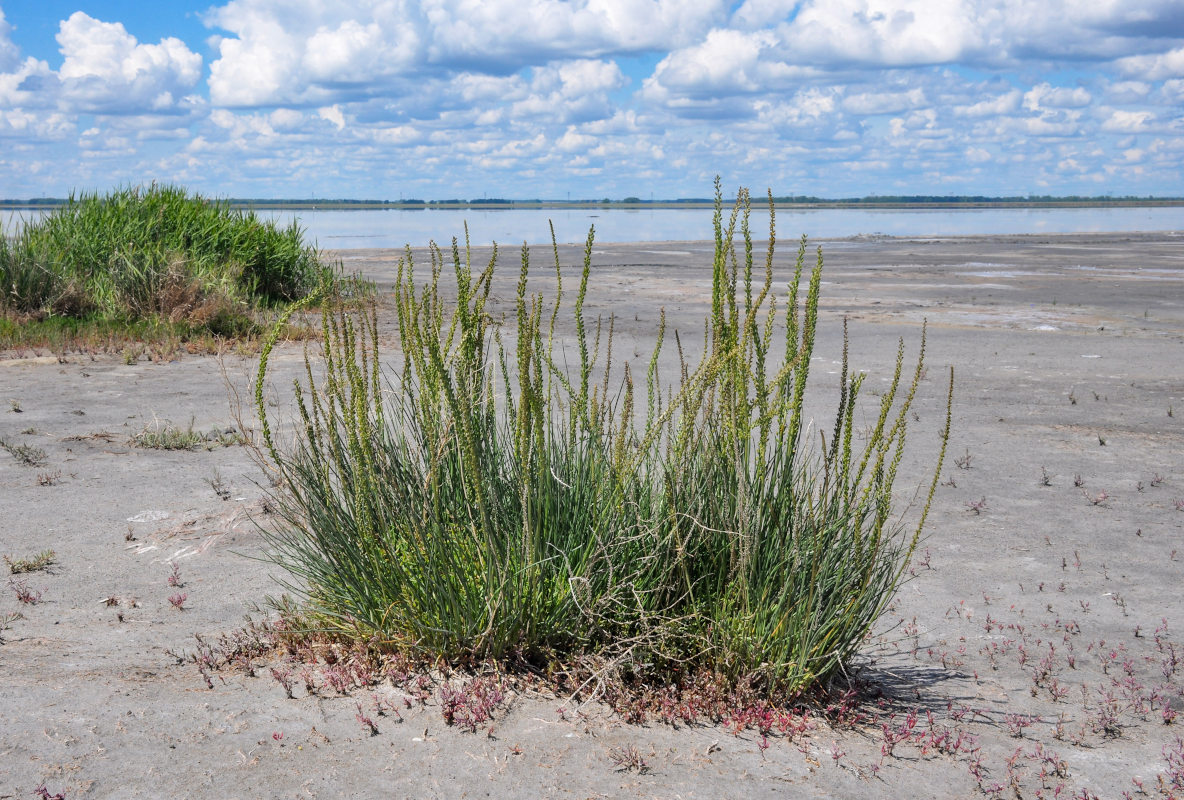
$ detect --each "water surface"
[5,206,1181,249]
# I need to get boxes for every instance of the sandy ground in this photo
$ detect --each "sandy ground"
[1,231,1183,799]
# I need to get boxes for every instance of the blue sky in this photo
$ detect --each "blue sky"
[1,0,1183,200]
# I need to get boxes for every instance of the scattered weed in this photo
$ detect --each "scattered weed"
[36,469,62,486]
[9,577,42,604]
[0,610,22,643]
[608,744,650,774]
[0,436,47,466]
[4,549,55,574]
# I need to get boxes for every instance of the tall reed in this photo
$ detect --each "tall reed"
[258,182,952,695]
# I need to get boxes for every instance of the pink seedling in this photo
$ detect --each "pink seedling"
[355,701,379,736]
[829,741,845,764]
[34,785,65,800]
[1162,735,1184,791]
[9,577,41,604]
[966,497,988,515]
[439,676,507,733]
[1004,713,1038,737]
[1083,489,1109,506]
[167,562,183,588]
[270,665,295,698]
[168,592,187,610]
[372,694,403,722]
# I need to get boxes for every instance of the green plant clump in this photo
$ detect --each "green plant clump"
[4,549,56,574]
[257,183,953,697]
[0,184,326,334]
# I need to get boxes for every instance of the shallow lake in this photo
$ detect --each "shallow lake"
[4,205,1182,248]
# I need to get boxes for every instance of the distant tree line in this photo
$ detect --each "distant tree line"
[4,193,1182,208]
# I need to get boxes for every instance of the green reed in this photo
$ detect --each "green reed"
[1,184,326,331]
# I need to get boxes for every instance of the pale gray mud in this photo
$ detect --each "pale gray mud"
[2,232,1183,798]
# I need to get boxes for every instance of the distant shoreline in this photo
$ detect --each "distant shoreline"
[4,199,1184,212]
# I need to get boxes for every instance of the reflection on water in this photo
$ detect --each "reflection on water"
[4,206,1181,248]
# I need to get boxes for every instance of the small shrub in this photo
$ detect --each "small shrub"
[257,183,952,698]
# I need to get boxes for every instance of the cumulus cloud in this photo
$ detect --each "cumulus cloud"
[4,0,1184,197]
[1101,109,1155,132]
[55,13,202,114]
[955,90,1021,117]
[842,87,926,115]
[1116,46,1184,80]
[205,0,725,107]
[511,60,626,123]
[779,0,985,67]
[1023,83,1092,111]
[0,8,19,71]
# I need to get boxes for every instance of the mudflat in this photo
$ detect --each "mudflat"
[2,231,1183,799]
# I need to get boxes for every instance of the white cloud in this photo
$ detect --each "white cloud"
[644,28,781,96]
[421,0,728,63]
[955,90,1021,117]
[842,87,926,115]
[206,0,725,107]
[1116,46,1184,80]
[0,8,19,71]
[1104,80,1151,103]
[5,0,1184,198]
[730,0,800,29]
[778,0,985,67]
[55,13,201,114]
[1101,109,1155,132]
[318,105,346,130]
[0,108,71,139]
[0,56,57,109]
[1023,83,1092,111]
[510,60,625,123]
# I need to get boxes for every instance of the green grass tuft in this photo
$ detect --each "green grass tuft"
[1,184,330,340]
[256,182,953,698]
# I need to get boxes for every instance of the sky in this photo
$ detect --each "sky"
[1,1,1183,200]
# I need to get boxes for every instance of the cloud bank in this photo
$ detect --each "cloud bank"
[1,0,1182,197]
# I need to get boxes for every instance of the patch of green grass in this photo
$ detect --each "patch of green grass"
[0,184,333,341]
[4,549,55,574]
[257,182,952,699]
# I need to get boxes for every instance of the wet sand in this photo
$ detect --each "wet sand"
[2,232,1183,798]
